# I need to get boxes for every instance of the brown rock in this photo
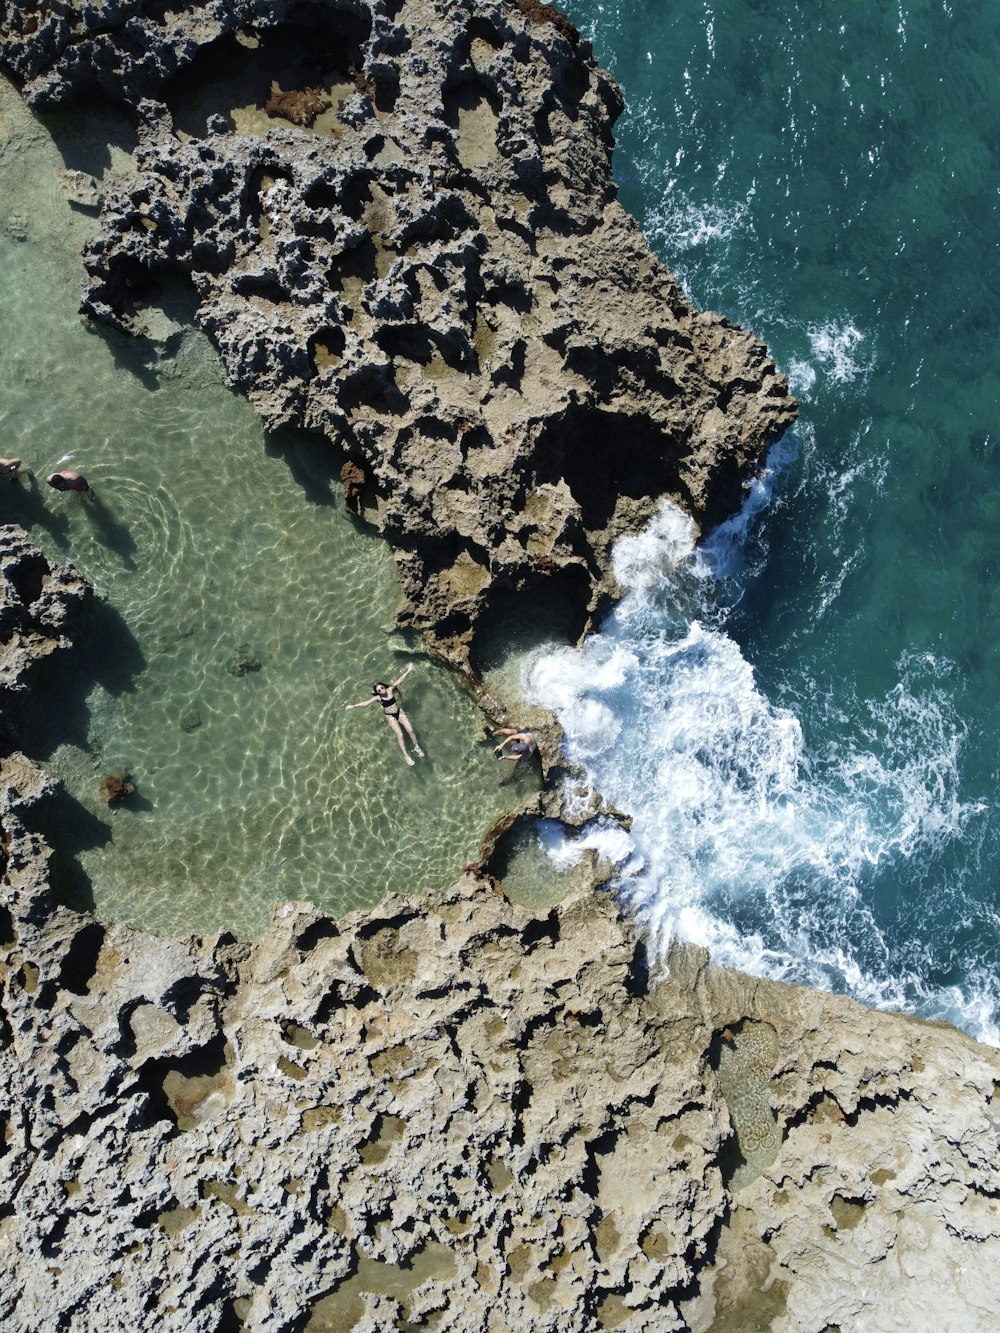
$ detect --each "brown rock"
[98,769,134,804]
[339,458,366,516]
[264,86,332,128]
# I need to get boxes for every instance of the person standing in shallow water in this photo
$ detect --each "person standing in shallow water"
[47,469,90,494]
[345,662,425,766]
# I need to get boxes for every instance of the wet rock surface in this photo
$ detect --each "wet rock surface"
[1,526,999,1332]
[0,0,795,668]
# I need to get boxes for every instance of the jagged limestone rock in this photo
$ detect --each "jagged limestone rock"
[0,0,795,668]
[1,3,996,1330]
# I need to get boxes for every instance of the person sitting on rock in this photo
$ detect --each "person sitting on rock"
[47,469,90,494]
[345,663,424,766]
[0,459,22,485]
[493,727,538,767]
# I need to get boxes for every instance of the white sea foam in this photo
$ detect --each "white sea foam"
[699,436,798,581]
[807,319,870,383]
[644,188,752,255]
[535,817,635,873]
[524,489,995,1043]
[611,501,696,586]
[786,359,817,399]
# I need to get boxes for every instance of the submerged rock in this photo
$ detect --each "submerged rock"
[226,642,262,676]
[178,703,202,732]
[98,768,134,804]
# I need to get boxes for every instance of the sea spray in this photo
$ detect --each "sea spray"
[524,481,992,1037]
[550,0,1000,1046]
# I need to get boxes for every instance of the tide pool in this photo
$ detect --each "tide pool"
[1,77,535,939]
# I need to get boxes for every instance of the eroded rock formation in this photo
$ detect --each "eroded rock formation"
[3,5,995,1332]
[0,0,795,667]
[0,525,998,1333]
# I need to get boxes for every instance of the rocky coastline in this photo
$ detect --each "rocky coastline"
[1,0,795,675]
[2,556,999,1331]
[1,2,999,1331]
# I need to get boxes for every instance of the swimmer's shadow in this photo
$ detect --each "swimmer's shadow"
[5,476,72,550]
[83,493,137,570]
[495,755,542,789]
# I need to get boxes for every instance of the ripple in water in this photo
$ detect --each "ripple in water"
[2,78,533,939]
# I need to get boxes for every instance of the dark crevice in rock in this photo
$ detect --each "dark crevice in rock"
[56,921,106,996]
[244,162,294,228]
[339,363,409,417]
[294,916,340,955]
[375,323,433,365]
[520,911,558,951]
[442,72,502,128]
[232,271,288,304]
[163,6,373,138]
[469,566,590,677]
[0,902,16,948]
[508,1076,533,1147]
[7,552,47,606]
[134,1031,232,1130]
[580,1127,618,1200]
[536,406,685,531]
[623,938,649,999]
[160,975,222,1025]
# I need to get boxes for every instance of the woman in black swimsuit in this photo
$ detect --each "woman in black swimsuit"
[345,662,424,766]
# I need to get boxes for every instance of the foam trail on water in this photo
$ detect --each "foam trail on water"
[525,475,993,1040]
[806,320,870,384]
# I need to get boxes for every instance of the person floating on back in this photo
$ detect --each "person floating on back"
[345,662,425,766]
[47,469,90,493]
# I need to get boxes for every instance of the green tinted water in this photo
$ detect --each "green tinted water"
[1,78,535,939]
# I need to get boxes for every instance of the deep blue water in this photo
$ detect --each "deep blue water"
[538,0,1000,1039]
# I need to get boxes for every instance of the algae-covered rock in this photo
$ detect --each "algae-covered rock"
[98,769,134,804]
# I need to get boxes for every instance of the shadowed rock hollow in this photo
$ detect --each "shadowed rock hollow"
[0,0,796,668]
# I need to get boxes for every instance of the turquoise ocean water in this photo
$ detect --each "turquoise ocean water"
[531,0,1000,1040]
[5,4,999,1036]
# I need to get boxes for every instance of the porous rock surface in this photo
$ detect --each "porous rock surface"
[2,528,1000,1333]
[3,5,998,1331]
[0,0,796,667]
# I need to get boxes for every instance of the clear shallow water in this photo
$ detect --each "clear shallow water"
[539,0,1000,1040]
[1,79,534,939]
